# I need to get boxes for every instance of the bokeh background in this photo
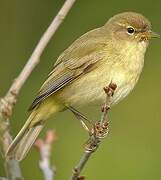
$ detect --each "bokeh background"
[0,0,161,179]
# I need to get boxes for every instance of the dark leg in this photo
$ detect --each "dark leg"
[67,106,92,132]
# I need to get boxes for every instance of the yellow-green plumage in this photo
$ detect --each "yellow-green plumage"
[6,12,156,161]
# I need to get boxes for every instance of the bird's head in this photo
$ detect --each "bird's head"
[105,12,159,45]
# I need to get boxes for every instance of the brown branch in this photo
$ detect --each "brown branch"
[34,130,57,180]
[0,0,77,179]
[70,83,117,180]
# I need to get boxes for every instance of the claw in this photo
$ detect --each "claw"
[94,121,109,139]
[84,120,109,152]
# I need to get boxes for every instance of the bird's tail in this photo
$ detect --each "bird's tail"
[6,111,44,161]
[6,98,64,161]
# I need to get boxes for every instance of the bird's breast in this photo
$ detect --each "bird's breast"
[57,42,146,107]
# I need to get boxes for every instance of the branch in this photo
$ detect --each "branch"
[0,0,76,179]
[70,83,117,180]
[34,130,57,180]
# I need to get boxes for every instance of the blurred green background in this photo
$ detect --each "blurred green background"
[0,0,161,179]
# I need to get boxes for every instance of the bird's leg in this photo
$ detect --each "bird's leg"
[68,106,92,132]
[85,82,117,151]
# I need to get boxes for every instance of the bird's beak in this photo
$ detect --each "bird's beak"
[149,31,160,38]
[140,30,160,41]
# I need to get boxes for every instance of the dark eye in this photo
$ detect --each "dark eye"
[127,27,135,34]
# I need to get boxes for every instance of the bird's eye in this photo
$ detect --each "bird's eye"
[127,27,135,34]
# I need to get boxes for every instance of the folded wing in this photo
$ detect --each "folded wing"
[29,27,108,111]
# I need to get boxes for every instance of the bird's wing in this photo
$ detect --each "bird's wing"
[29,27,108,110]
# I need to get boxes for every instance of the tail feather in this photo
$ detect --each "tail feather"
[6,98,63,161]
[14,125,43,161]
[6,113,44,161]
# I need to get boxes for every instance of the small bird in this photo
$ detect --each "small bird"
[6,12,159,161]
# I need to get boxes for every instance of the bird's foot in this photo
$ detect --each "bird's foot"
[93,120,109,139]
[84,83,116,152]
[85,120,109,152]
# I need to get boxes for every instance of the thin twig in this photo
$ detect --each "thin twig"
[70,83,117,180]
[34,130,57,180]
[0,0,76,179]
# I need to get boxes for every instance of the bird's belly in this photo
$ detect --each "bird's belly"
[110,83,133,106]
[57,65,139,107]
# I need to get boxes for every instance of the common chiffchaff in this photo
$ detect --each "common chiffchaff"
[7,12,159,161]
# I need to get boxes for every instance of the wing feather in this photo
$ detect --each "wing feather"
[29,27,108,111]
[28,74,77,111]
